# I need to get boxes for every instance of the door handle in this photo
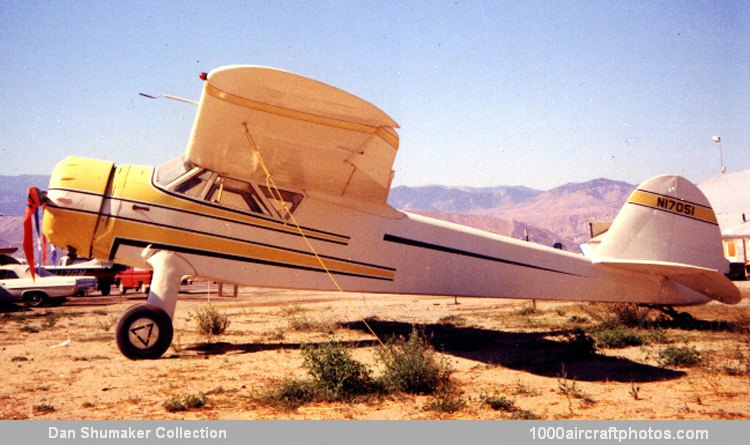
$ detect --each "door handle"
[132,204,150,212]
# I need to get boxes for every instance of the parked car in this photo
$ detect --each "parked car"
[0,264,98,306]
[115,268,152,294]
[46,257,126,296]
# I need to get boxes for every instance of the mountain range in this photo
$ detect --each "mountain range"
[389,178,635,247]
[0,175,635,252]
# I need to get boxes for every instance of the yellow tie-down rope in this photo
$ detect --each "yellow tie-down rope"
[242,123,385,347]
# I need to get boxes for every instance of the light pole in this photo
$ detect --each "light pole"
[712,136,726,173]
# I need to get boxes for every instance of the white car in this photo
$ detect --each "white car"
[0,263,98,306]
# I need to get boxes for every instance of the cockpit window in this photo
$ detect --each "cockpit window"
[175,170,212,198]
[208,177,271,216]
[156,158,304,220]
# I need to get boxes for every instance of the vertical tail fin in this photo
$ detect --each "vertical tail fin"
[593,175,740,304]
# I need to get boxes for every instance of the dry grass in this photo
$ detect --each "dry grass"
[1,283,749,419]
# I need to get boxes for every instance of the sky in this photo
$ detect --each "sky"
[1,0,748,190]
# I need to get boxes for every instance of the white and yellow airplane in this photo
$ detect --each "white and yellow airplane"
[27,65,740,359]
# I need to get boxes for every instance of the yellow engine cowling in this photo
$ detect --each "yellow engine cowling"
[43,156,115,258]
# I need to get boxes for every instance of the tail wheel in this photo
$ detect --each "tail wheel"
[116,304,173,360]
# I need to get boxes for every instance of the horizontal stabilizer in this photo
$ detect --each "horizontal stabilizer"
[595,259,742,304]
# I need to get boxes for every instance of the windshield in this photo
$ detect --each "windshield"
[154,156,195,186]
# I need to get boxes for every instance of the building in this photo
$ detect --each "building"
[699,170,750,279]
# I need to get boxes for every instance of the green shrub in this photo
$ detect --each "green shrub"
[593,327,646,348]
[264,379,317,409]
[426,387,465,413]
[262,342,381,409]
[608,304,653,328]
[568,315,589,324]
[302,342,377,400]
[184,393,207,409]
[563,329,597,358]
[658,345,703,367]
[437,315,466,326]
[32,404,56,414]
[647,328,671,344]
[376,328,452,395]
[483,394,515,411]
[193,305,230,337]
[721,346,749,376]
[162,397,186,413]
[163,393,208,412]
[262,333,457,410]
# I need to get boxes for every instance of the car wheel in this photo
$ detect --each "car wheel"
[25,291,49,307]
[138,282,149,294]
[116,304,173,360]
[118,284,127,295]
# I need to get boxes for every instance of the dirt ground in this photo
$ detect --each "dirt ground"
[2,282,749,420]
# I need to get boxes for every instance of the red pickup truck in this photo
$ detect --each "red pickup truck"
[114,268,152,294]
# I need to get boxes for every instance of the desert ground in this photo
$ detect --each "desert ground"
[1,282,749,420]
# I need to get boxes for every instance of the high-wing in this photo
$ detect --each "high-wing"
[186,65,400,204]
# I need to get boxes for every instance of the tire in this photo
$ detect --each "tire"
[99,284,111,296]
[138,282,149,294]
[25,291,49,307]
[115,304,173,360]
[118,284,127,295]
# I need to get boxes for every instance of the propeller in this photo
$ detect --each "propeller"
[23,187,45,280]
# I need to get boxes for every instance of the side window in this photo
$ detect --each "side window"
[208,177,270,215]
[259,185,303,220]
[165,169,304,221]
[0,270,19,279]
[174,170,212,198]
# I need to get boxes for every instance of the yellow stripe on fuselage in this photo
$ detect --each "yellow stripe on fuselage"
[627,190,718,225]
[112,218,394,280]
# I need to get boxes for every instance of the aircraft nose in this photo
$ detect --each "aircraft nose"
[43,156,115,257]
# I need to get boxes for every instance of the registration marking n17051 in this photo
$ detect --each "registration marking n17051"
[627,190,718,225]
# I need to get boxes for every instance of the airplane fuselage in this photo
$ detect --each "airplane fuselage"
[42,156,712,308]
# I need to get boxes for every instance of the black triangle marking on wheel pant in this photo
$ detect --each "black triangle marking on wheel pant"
[130,323,155,347]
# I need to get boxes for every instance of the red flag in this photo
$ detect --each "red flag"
[23,187,43,281]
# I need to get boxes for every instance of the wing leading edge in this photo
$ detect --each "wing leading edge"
[185,66,400,205]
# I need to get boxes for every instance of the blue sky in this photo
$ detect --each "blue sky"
[1,0,748,190]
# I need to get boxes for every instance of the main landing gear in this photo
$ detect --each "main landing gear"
[114,248,196,360]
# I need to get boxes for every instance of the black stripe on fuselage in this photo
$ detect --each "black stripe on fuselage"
[111,238,394,281]
[383,234,581,277]
[47,187,349,245]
